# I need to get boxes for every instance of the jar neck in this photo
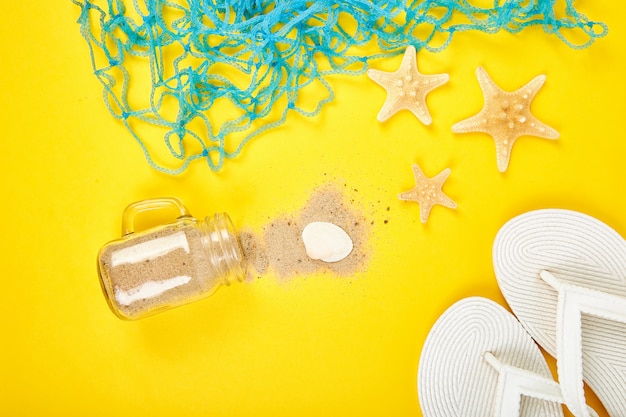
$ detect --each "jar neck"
[199,213,246,286]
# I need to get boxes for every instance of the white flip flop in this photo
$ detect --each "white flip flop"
[493,209,626,417]
[418,297,566,417]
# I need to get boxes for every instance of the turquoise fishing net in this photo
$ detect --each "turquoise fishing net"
[73,0,607,174]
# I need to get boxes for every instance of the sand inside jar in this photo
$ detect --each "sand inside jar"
[98,225,215,318]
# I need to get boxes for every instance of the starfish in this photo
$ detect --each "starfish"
[452,67,559,172]
[367,45,449,125]
[398,163,457,223]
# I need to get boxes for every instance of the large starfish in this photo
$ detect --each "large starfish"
[452,67,559,172]
[398,163,457,223]
[367,45,449,125]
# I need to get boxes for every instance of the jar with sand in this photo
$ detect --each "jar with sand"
[97,198,245,320]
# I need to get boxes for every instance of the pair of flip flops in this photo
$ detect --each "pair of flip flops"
[418,209,626,417]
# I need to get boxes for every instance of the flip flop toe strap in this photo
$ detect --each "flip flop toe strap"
[484,352,564,417]
[484,351,599,417]
[540,271,626,417]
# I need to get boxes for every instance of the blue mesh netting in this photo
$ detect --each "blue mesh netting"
[74,0,607,174]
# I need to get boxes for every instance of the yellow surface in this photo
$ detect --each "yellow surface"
[0,2,624,416]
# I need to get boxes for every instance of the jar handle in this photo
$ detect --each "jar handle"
[121,197,191,236]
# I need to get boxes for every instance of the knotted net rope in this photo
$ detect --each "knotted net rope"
[74,0,607,174]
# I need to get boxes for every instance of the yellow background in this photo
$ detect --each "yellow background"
[1,2,624,416]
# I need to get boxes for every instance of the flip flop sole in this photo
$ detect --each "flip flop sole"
[493,209,626,417]
[418,297,562,417]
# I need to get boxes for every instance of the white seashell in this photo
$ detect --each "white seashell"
[301,221,353,263]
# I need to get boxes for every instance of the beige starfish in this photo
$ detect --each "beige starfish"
[452,67,559,172]
[398,163,457,223]
[367,45,449,125]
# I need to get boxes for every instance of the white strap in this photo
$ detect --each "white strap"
[483,352,564,417]
[540,270,626,417]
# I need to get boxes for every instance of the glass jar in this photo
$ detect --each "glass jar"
[97,198,246,320]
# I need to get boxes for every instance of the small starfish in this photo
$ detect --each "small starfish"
[398,163,457,223]
[367,45,449,125]
[452,67,559,172]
